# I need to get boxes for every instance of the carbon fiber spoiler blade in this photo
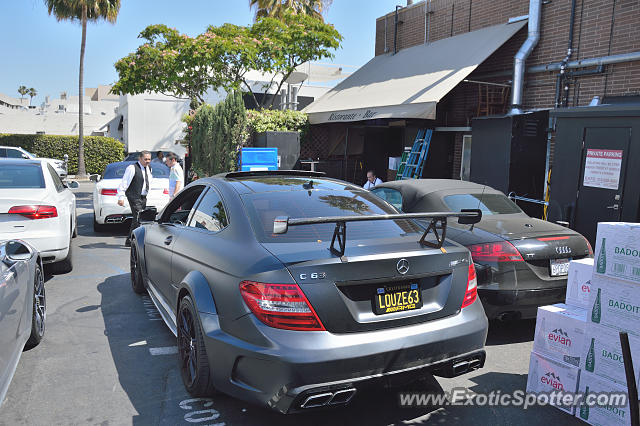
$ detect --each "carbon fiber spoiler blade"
[273,209,482,257]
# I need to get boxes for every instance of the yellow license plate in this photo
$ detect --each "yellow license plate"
[373,283,422,315]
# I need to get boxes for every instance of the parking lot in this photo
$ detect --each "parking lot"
[0,182,584,425]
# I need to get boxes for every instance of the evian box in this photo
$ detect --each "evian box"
[594,222,640,283]
[582,324,640,386]
[565,258,594,309]
[588,276,640,336]
[533,304,587,367]
[575,371,632,426]
[526,351,580,415]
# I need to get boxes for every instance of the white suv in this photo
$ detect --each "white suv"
[0,146,67,177]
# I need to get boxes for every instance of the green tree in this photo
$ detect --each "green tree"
[113,13,342,110]
[18,85,29,101]
[249,0,332,20]
[44,0,121,177]
[28,88,37,105]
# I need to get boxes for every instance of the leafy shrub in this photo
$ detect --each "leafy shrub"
[246,109,309,142]
[190,92,248,176]
[0,134,125,175]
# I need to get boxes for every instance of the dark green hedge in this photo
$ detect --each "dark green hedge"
[0,134,125,175]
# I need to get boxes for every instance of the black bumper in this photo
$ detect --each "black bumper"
[478,286,566,320]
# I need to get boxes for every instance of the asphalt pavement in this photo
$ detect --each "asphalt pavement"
[0,182,584,425]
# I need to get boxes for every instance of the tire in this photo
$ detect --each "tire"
[25,263,46,349]
[93,214,106,233]
[177,295,216,397]
[72,213,78,238]
[51,237,73,274]
[130,244,146,294]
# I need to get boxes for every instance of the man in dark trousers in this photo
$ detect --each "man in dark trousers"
[117,151,152,247]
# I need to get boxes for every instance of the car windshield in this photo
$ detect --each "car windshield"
[0,164,45,188]
[103,162,170,179]
[443,193,522,215]
[242,188,422,243]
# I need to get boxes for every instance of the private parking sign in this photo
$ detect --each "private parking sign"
[582,149,623,190]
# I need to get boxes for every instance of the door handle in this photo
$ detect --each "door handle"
[606,204,619,210]
[164,236,173,245]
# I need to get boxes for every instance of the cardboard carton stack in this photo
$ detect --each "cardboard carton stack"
[527,222,640,425]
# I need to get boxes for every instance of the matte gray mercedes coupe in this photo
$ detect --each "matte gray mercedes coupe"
[0,240,45,406]
[130,171,487,413]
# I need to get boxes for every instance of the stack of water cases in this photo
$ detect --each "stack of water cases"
[527,222,640,425]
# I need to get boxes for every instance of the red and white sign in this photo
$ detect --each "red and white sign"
[583,149,623,190]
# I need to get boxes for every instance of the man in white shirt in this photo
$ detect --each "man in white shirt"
[117,151,152,247]
[363,170,383,190]
[165,153,184,199]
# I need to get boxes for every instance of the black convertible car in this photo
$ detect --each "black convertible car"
[372,179,593,320]
[130,171,487,413]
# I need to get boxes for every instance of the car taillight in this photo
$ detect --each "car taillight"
[583,236,593,256]
[467,241,524,262]
[8,205,58,219]
[101,189,118,196]
[239,281,325,331]
[163,189,169,195]
[461,263,477,309]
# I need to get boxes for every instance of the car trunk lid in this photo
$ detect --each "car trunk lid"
[0,189,50,233]
[261,237,473,333]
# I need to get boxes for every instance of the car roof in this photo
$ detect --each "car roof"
[198,170,361,194]
[0,158,42,166]
[375,179,504,207]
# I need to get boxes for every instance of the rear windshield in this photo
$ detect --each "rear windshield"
[242,189,422,243]
[103,162,170,179]
[443,193,522,215]
[0,164,45,188]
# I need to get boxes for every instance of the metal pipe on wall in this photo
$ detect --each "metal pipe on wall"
[510,0,542,113]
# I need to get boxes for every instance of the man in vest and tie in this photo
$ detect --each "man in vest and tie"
[117,151,153,247]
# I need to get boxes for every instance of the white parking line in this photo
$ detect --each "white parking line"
[149,346,178,356]
[128,340,147,347]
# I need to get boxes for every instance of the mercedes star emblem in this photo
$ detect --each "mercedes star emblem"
[397,259,410,275]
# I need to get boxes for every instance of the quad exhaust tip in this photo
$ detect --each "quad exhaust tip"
[300,388,357,408]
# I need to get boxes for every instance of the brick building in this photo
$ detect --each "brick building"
[303,0,640,186]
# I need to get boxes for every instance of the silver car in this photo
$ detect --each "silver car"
[0,240,46,406]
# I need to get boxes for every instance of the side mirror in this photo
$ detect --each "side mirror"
[458,208,482,225]
[139,207,158,223]
[1,240,32,266]
[67,181,79,189]
[89,174,100,182]
[21,154,30,159]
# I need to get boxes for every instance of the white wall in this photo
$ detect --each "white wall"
[120,93,190,156]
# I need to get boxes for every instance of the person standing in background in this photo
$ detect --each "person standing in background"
[166,152,184,200]
[363,170,383,190]
[151,151,165,165]
[117,151,152,247]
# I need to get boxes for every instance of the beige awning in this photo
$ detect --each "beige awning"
[303,21,527,124]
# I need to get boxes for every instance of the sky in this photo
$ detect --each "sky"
[0,0,399,106]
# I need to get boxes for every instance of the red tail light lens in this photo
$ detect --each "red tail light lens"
[461,263,478,308]
[467,241,524,262]
[239,281,325,331]
[163,188,169,195]
[8,205,58,219]
[101,189,118,196]
[583,236,593,256]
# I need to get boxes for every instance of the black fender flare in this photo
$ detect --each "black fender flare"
[131,226,148,278]
[178,270,217,315]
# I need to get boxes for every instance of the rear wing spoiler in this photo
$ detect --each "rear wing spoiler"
[273,209,482,257]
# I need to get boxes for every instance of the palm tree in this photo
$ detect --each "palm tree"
[249,0,332,20]
[44,0,121,177]
[28,88,37,106]
[18,86,29,101]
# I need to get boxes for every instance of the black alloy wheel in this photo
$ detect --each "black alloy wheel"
[177,296,215,396]
[130,244,146,294]
[26,263,46,348]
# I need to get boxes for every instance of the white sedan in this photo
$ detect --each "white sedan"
[0,159,78,273]
[92,161,170,231]
[0,145,67,177]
